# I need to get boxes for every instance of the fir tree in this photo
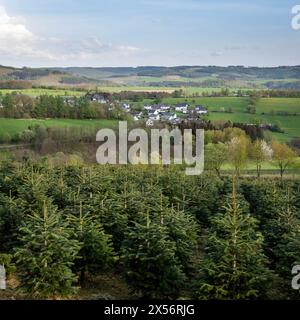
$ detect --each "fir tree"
[47,168,76,209]
[15,200,81,298]
[163,208,199,275]
[0,191,24,252]
[67,202,115,283]
[121,212,186,299]
[272,187,300,298]
[196,177,274,300]
[17,169,50,213]
[94,191,129,252]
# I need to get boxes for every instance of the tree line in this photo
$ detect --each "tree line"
[0,93,130,120]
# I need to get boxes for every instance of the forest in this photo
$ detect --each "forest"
[0,160,299,299]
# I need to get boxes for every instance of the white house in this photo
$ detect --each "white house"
[161,112,177,122]
[150,109,160,115]
[195,105,208,115]
[132,112,142,121]
[144,105,153,111]
[122,103,131,112]
[148,112,160,121]
[175,103,189,113]
[86,93,110,104]
[158,104,171,111]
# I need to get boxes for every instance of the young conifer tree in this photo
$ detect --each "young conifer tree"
[196,176,274,300]
[273,187,300,298]
[121,211,186,299]
[15,200,81,298]
[163,208,199,275]
[67,202,115,283]
[0,191,24,252]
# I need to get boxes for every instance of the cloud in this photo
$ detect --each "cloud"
[0,6,34,42]
[0,6,64,61]
[0,6,141,66]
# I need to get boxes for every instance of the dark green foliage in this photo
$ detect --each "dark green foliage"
[0,161,299,300]
[241,180,300,297]
[156,208,199,275]
[121,213,186,299]
[195,179,274,300]
[17,168,51,213]
[15,201,81,298]
[0,93,131,120]
[67,202,115,282]
[270,188,300,298]
[0,253,16,276]
[0,192,24,251]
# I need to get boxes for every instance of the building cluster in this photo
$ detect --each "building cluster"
[130,103,208,126]
[84,92,209,126]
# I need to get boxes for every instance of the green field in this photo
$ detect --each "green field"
[0,88,86,97]
[207,113,300,142]
[221,158,300,171]
[0,95,299,142]
[160,97,300,113]
[0,86,241,96]
[157,97,300,142]
[0,118,118,136]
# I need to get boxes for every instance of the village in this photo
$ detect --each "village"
[85,92,208,126]
[130,102,208,126]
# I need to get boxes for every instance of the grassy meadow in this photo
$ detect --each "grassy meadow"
[154,97,300,142]
[0,86,244,96]
[0,88,86,97]
[0,94,299,143]
[0,118,118,137]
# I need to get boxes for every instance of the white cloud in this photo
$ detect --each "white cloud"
[0,6,34,42]
[0,6,61,61]
[0,6,141,66]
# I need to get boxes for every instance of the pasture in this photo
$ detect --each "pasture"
[0,118,118,137]
[0,88,86,97]
[0,95,299,142]
[157,97,300,142]
[0,86,241,96]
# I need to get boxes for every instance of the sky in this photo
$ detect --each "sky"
[0,0,299,67]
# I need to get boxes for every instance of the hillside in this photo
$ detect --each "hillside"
[57,65,300,79]
[1,65,300,89]
[53,65,300,89]
[0,65,113,88]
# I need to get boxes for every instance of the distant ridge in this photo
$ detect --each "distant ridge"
[1,65,300,89]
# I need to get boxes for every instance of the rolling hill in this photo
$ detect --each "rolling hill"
[1,65,300,89]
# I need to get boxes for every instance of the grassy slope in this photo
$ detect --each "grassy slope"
[159,97,300,142]
[0,87,176,95]
[207,113,300,142]
[221,158,300,170]
[162,97,300,113]
[0,94,299,141]
[0,118,118,136]
[0,87,242,96]
[0,88,86,97]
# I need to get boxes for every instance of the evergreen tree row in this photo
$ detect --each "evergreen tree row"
[0,161,299,299]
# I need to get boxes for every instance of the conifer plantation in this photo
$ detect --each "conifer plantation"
[0,160,299,299]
